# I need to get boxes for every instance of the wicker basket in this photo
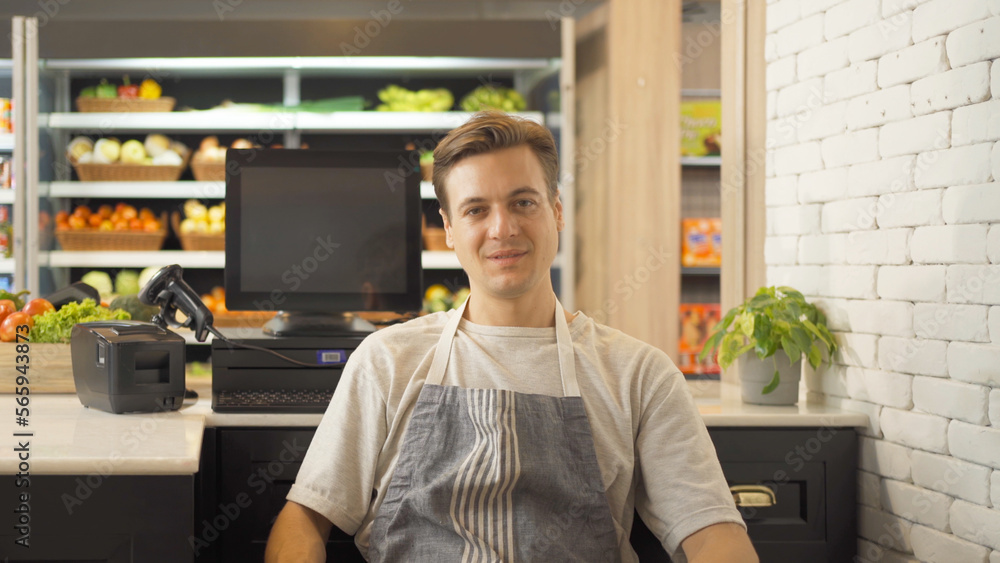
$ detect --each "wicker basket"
[55,213,168,251]
[75,96,176,113]
[423,227,449,251]
[172,211,225,251]
[190,157,225,182]
[71,151,191,182]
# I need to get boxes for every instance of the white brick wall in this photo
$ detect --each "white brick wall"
[879,112,951,158]
[952,100,1000,146]
[822,128,880,166]
[988,227,1000,264]
[767,55,797,91]
[914,303,990,342]
[797,101,849,141]
[847,367,914,407]
[846,299,915,336]
[833,332,878,369]
[877,189,944,228]
[825,0,880,39]
[946,265,1000,304]
[859,469,882,506]
[767,0,801,34]
[825,61,879,101]
[947,16,1000,68]
[860,435,912,480]
[948,421,1000,470]
[948,341,1000,386]
[769,204,822,235]
[911,62,992,115]
[881,408,949,453]
[912,450,992,505]
[824,265,878,298]
[878,37,950,89]
[766,175,798,206]
[950,500,1000,551]
[774,142,824,174]
[943,183,1000,224]
[848,85,912,129]
[990,306,1000,342]
[849,11,913,64]
[883,0,932,19]
[913,375,990,424]
[765,3,998,553]
[765,235,798,265]
[799,167,848,202]
[878,336,948,377]
[846,228,911,264]
[878,265,947,302]
[822,196,878,232]
[911,524,991,563]
[776,13,825,57]
[777,78,826,117]
[799,233,848,263]
[798,37,850,80]
[914,143,995,189]
[882,479,953,531]
[991,388,1000,426]
[860,505,914,552]
[912,0,993,42]
[847,155,917,196]
[910,225,989,264]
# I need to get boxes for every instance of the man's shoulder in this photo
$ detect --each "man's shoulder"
[573,314,681,374]
[356,311,451,355]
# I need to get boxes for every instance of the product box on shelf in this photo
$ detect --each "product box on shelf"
[680,99,721,157]
[681,218,721,267]
[678,303,721,376]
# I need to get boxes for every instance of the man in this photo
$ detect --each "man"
[266,111,758,563]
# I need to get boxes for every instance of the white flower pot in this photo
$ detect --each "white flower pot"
[739,350,802,405]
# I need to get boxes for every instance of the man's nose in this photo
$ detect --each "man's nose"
[488,207,518,239]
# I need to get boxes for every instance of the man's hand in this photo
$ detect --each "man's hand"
[265,501,334,563]
[681,522,759,563]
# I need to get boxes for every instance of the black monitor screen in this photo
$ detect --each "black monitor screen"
[225,149,422,315]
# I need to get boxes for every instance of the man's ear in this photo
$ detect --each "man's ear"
[438,207,454,249]
[553,189,565,232]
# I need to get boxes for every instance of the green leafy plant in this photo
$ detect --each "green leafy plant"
[699,286,838,394]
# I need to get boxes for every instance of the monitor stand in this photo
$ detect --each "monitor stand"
[262,311,376,337]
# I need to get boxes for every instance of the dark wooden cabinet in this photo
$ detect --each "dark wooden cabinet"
[0,475,193,562]
[197,425,857,563]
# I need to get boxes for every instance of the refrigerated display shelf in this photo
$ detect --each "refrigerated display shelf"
[42,112,544,134]
[0,134,13,151]
[42,181,225,199]
[680,156,722,167]
[0,191,14,204]
[0,258,14,274]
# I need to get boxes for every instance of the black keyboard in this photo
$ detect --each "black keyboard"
[214,388,335,413]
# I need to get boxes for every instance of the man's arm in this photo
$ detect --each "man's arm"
[265,500,334,563]
[681,522,759,563]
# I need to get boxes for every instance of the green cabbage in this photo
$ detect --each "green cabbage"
[81,271,113,300]
[114,270,141,296]
[32,299,130,343]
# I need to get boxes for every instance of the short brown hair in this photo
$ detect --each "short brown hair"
[432,111,559,217]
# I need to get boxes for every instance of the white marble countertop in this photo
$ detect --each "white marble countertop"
[0,385,868,476]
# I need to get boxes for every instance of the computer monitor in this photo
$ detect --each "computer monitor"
[224,148,423,336]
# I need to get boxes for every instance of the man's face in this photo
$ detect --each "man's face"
[439,145,563,302]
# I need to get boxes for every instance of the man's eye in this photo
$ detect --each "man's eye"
[466,207,484,216]
[515,200,535,208]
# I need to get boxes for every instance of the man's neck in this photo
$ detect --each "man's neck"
[464,290,573,328]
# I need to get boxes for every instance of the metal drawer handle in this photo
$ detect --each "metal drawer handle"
[730,485,776,508]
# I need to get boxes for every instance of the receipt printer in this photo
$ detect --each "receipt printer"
[71,321,186,414]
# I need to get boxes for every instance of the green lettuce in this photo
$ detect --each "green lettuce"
[32,299,131,344]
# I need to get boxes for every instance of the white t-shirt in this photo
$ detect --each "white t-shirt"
[287,309,744,562]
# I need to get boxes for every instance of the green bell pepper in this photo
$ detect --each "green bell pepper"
[95,79,117,99]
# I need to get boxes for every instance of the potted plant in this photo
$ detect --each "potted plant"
[699,286,838,405]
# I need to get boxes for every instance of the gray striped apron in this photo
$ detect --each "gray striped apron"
[369,298,621,562]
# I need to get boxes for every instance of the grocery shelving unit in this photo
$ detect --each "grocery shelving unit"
[0,52,15,283]
[19,19,574,309]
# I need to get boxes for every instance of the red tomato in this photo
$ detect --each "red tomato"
[22,298,55,318]
[0,312,33,342]
[0,301,15,326]
[0,299,15,311]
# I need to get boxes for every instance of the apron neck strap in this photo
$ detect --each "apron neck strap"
[425,295,580,397]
